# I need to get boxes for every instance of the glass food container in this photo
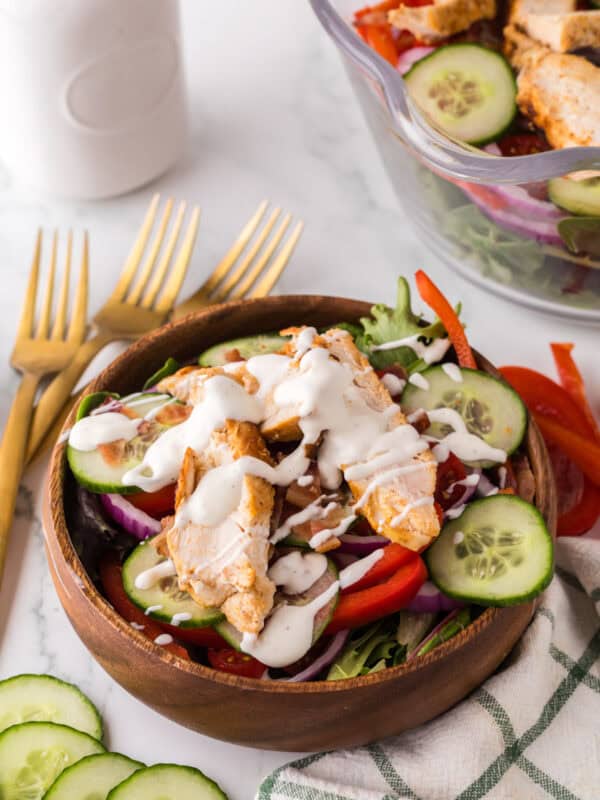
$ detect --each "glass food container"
[310,0,600,323]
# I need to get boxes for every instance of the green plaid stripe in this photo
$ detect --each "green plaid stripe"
[367,743,420,800]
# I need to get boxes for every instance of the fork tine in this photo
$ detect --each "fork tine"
[198,200,268,298]
[250,220,304,298]
[17,230,42,339]
[229,214,292,301]
[51,231,72,340]
[109,194,160,303]
[154,206,201,313]
[141,201,186,309]
[67,231,89,343]
[211,208,281,303]
[127,198,174,305]
[36,230,58,339]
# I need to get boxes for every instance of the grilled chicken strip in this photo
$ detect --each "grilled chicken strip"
[166,420,275,635]
[388,0,496,44]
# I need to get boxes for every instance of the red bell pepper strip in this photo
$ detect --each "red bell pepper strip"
[326,556,427,634]
[414,270,477,369]
[550,343,600,442]
[341,543,417,595]
[354,0,399,19]
[362,24,399,65]
[533,414,600,488]
[99,554,189,660]
[557,477,600,537]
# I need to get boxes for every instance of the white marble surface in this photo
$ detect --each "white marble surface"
[0,2,599,798]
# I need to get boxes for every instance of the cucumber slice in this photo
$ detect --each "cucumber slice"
[401,366,527,465]
[106,764,227,800]
[198,333,288,366]
[44,753,144,800]
[0,721,104,799]
[548,175,600,217]
[426,495,553,606]
[0,674,102,739]
[404,44,517,146]
[67,393,188,494]
[122,539,224,628]
[215,554,338,651]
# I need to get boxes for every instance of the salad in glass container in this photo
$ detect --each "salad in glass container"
[311,0,600,320]
[64,272,553,682]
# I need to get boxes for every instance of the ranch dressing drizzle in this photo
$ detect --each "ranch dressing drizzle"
[446,473,480,493]
[270,496,339,545]
[427,408,507,464]
[134,559,176,590]
[240,580,339,668]
[154,634,173,646]
[380,373,406,396]
[442,363,463,383]
[68,412,141,451]
[338,549,384,589]
[308,514,357,550]
[268,551,328,594]
[408,373,429,391]
[297,474,314,487]
[170,612,193,626]
[391,496,434,527]
[370,334,450,364]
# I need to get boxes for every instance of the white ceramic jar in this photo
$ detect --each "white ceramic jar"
[0,0,187,198]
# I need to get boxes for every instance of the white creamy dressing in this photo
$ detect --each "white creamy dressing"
[447,473,480,493]
[498,466,507,489]
[130,622,145,631]
[69,413,141,451]
[170,612,193,626]
[408,373,430,391]
[441,363,463,383]
[452,531,465,545]
[445,504,466,520]
[338,548,384,589]
[240,580,339,668]
[154,634,174,646]
[391,495,434,527]
[417,580,440,597]
[380,373,406,396]
[308,514,357,549]
[371,334,450,364]
[134,558,176,591]
[268,551,328,594]
[145,604,163,615]
[297,474,314,487]
[270,496,339,545]
[428,408,506,464]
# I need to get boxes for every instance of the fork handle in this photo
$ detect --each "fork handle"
[25,331,113,462]
[0,373,40,584]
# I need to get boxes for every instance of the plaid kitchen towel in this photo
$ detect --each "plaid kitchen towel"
[257,534,600,800]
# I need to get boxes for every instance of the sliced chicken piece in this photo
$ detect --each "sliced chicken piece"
[517,52,600,147]
[264,326,440,552]
[388,0,496,44]
[520,11,600,53]
[503,24,550,70]
[156,364,258,405]
[508,0,576,26]
[166,420,275,635]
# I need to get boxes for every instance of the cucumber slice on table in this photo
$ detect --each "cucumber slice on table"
[404,44,517,145]
[198,333,288,366]
[44,753,144,800]
[401,366,527,464]
[106,763,228,800]
[0,673,102,739]
[426,495,553,606]
[122,539,224,628]
[0,721,104,799]
[548,175,600,217]
[67,392,188,494]
[216,554,338,651]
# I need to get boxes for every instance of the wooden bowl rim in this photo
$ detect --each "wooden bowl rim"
[45,293,556,695]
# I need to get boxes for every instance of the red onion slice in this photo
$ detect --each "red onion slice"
[406,581,463,614]
[407,608,462,660]
[338,533,389,555]
[100,493,161,540]
[397,46,435,75]
[276,631,349,682]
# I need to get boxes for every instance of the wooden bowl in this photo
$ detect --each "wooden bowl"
[43,295,557,751]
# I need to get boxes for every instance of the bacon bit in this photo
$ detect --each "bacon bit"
[498,488,516,495]
[121,406,140,420]
[225,348,244,363]
[98,439,127,466]
[408,409,430,434]
[315,537,342,554]
[154,403,192,425]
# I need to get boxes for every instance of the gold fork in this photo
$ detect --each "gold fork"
[0,231,88,583]
[26,201,303,464]
[25,196,200,462]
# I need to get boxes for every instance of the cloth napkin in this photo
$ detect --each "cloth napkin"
[257,534,600,800]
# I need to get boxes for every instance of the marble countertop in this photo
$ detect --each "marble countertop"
[0,2,598,798]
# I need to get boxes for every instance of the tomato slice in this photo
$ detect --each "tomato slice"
[496,133,550,157]
[326,557,427,634]
[207,648,266,678]
[127,483,176,519]
[558,477,600,537]
[99,553,189,660]
[435,452,467,510]
[341,543,416,595]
